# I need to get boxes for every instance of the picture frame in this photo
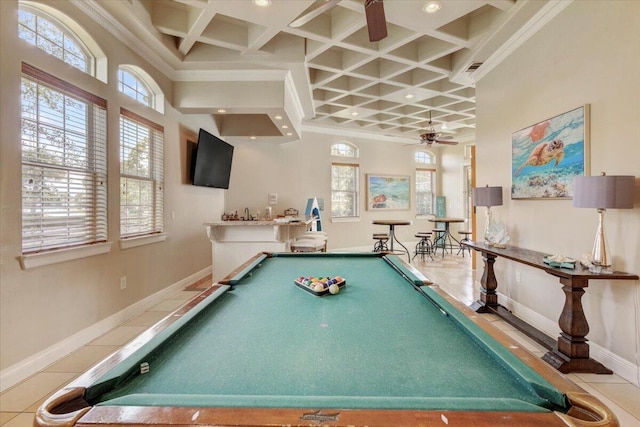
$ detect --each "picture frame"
[511,105,589,199]
[366,174,410,210]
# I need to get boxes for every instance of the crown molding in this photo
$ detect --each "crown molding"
[471,0,574,83]
[70,0,177,80]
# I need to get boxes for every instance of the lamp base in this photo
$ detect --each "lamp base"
[589,263,613,275]
[590,208,611,272]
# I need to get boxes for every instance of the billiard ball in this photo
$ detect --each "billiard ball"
[313,283,324,292]
[329,283,340,294]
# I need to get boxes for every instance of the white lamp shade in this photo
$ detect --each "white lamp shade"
[473,186,503,207]
[573,175,635,209]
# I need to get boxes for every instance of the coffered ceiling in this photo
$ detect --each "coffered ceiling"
[81,0,568,144]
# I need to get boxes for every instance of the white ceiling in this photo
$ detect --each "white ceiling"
[81,0,569,144]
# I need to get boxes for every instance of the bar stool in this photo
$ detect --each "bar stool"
[372,233,389,252]
[431,228,446,257]
[295,231,328,252]
[457,230,472,257]
[413,232,433,261]
[291,239,326,253]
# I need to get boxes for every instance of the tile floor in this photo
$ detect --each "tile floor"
[1,253,639,426]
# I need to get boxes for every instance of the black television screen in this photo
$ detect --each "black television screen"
[191,129,234,189]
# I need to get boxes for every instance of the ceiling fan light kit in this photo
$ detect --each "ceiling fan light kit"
[417,111,459,146]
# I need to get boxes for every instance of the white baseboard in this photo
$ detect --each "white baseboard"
[0,266,212,392]
[499,293,640,387]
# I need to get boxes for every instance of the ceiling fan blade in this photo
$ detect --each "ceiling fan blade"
[289,0,341,28]
[365,0,387,42]
[435,135,453,140]
[435,140,459,145]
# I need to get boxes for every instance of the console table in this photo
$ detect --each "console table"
[463,241,638,374]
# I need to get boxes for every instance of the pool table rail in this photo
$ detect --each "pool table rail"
[34,390,619,427]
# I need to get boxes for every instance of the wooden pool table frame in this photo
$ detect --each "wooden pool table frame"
[36,252,617,427]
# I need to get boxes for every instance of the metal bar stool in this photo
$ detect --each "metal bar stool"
[372,233,389,252]
[431,228,447,257]
[413,232,433,261]
[457,230,472,257]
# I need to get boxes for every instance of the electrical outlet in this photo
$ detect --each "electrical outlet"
[120,276,127,290]
[515,271,521,283]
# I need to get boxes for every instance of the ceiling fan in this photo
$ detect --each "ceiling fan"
[289,0,387,42]
[418,111,459,146]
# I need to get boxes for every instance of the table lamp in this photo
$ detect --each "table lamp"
[573,172,635,272]
[473,185,503,243]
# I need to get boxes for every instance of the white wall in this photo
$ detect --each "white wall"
[475,0,640,382]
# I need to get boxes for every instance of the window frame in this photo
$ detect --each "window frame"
[19,63,110,269]
[415,167,437,217]
[118,67,153,108]
[18,4,94,75]
[331,162,360,220]
[119,108,165,243]
[331,142,359,158]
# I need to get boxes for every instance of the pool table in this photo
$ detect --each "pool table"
[36,252,617,427]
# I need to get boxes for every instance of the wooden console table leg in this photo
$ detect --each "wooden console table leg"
[542,277,612,374]
[471,252,498,313]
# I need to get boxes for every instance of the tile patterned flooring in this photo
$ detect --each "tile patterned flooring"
[1,253,639,426]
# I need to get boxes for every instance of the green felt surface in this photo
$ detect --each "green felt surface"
[92,253,566,412]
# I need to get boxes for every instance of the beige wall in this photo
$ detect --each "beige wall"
[0,0,221,376]
[475,0,640,379]
[0,0,467,386]
[225,133,464,251]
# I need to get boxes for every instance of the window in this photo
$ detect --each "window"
[331,142,359,158]
[416,169,436,216]
[18,5,91,74]
[415,151,435,165]
[120,109,164,238]
[118,65,165,113]
[21,63,107,253]
[331,163,359,218]
[118,67,152,108]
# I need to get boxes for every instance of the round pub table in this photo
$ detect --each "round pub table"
[372,219,412,262]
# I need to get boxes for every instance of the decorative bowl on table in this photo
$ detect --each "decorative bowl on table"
[543,254,576,269]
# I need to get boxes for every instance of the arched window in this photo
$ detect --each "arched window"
[331,142,359,158]
[118,65,165,113]
[18,2,107,82]
[414,150,435,165]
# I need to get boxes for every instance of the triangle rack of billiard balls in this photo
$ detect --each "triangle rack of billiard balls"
[294,276,346,297]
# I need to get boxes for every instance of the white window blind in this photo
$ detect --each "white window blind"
[331,163,359,218]
[416,168,436,215]
[120,109,164,238]
[21,63,107,253]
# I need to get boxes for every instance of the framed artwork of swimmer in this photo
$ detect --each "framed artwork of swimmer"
[511,105,590,199]
[366,174,410,210]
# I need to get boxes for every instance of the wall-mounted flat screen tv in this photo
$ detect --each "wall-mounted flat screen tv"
[191,129,234,189]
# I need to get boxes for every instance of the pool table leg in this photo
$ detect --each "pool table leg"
[470,252,498,312]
